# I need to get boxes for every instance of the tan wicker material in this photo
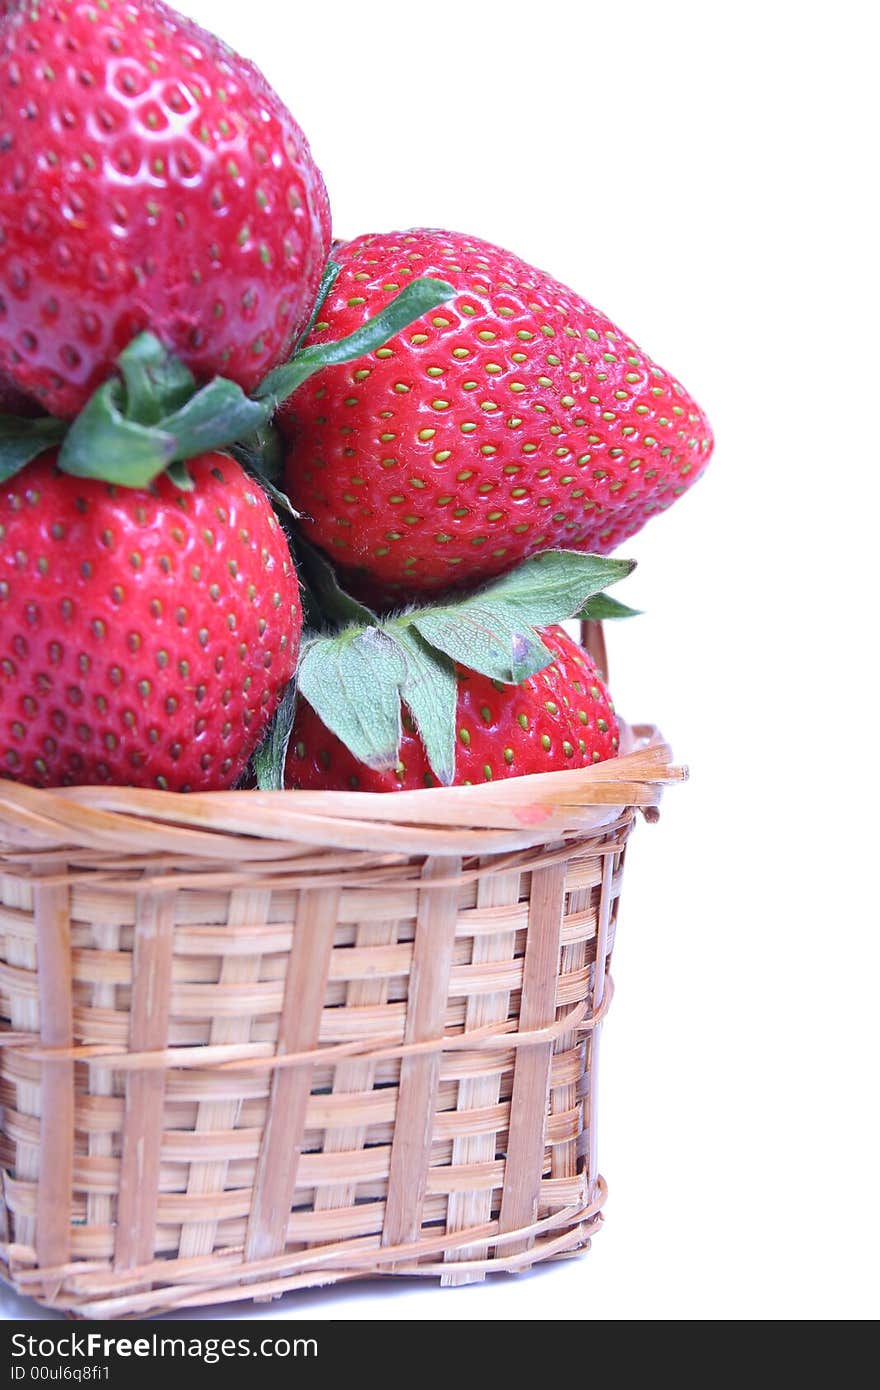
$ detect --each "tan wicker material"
[0,723,684,1319]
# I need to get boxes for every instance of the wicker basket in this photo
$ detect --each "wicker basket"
[0,713,683,1319]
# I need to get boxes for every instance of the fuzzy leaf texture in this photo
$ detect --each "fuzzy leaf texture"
[253,683,298,791]
[577,592,642,621]
[389,626,458,786]
[296,627,408,771]
[409,605,553,684]
[482,551,634,623]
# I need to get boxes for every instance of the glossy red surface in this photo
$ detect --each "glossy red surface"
[0,0,330,418]
[0,450,301,788]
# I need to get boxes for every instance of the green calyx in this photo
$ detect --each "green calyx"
[0,267,454,489]
[60,340,272,489]
[270,547,636,790]
[0,414,67,482]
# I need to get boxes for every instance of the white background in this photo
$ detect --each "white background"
[2,0,877,1322]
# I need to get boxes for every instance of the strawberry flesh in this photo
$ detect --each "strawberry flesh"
[0,451,301,789]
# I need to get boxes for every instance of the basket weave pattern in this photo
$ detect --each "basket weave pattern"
[0,729,681,1318]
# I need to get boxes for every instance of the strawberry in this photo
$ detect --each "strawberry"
[0,276,458,790]
[257,546,633,795]
[0,0,331,419]
[280,228,713,602]
[288,623,618,791]
[0,450,301,789]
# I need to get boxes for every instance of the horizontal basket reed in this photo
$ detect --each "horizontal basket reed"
[0,721,684,1319]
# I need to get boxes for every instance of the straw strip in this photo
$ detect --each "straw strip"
[551,875,592,1185]
[1,873,38,1269]
[314,915,401,1214]
[0,732,684,860]
[0,1183,607,1319]
[86,919,120,1232]
[581,620,609,679]
[3,1181,605,1297]
[33,871,74,1299]
[587,849,616,1193]
[0,820,632,893]
[442,862,521,1285]
[178,888,271,1259]
[113,890,175,1272]
[383,856,461,1249]
[8,987,613,1075]
[244,887,339,1264]
[498,859,568,1260]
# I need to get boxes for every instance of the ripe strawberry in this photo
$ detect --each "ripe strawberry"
[0,0,330,419]
[281,229,713,602]
[0,451,301,789]
[288,624,618,791]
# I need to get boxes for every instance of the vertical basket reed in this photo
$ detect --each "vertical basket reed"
[0,724,683,1318]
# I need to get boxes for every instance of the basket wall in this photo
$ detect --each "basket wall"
[0,732,682,1318]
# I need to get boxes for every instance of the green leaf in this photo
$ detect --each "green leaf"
[58,380,178,487]
[283,547,639,778]
[253,681,297,791]
[294,259,341,350]
[409,603,553,684]
[117,333,196,425]
[296,627,407,771]
[249,473,300,520]
[0,414,68,482]
[59,373,274,488]
[477,550,635,625]
[160,378,272,463]
[165,460,195,492]
[389,625,457,785]
[578,592,642,621]
[293,534,378,630]
[232,419,285,487]
[254,277,455,407]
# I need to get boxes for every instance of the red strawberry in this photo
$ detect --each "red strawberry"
[0,451,301,789]
[288,624,618,791]
[281,229,713,602]
[0,0,331,419]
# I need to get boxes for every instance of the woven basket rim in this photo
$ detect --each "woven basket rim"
[0,724,684,858]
